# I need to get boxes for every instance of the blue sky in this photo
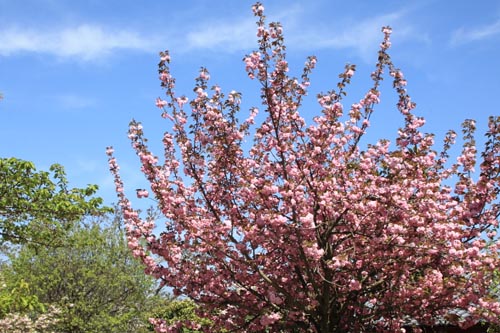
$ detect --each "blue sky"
[1,0,499,205]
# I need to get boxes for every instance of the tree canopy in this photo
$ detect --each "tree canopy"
[2,213,159,332]
[0,157,109,247]
[108,2,500,332]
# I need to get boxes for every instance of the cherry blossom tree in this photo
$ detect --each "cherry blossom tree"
[108,3,500,332]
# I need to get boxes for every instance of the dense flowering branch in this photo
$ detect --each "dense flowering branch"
[108,2,500,332]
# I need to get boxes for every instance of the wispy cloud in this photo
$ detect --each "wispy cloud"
[0,24,159,61]
[286,10,421,61]
[184,17,257,53]
[178,6,420,62]
[179,4,304,53]
[53,93,96,110]
[450,19,500,46]
[0,5,419,63]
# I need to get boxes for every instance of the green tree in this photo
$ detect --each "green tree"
[4,213,157,333]
[0,157,109,247]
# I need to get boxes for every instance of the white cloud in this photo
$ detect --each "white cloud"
[450,19,500,46]
[0,5,419,63]
[178,7,420,62]
[0,24,159,61]
[180,4,304,53]
[184,17,257,53]
[53,93,95,110]
[286,10,420,61]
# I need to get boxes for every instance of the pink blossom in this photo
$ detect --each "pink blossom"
[156,98,168,108]
[349,279,362,291]
[199,69,210,80]
[136,189,149,198]
[260,312,281,326]
[159,71,170,82]
[176,96,188,108]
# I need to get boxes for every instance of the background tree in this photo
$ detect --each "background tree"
[3,212,158,333]
[108,2,500,332]
[0,157,109,247]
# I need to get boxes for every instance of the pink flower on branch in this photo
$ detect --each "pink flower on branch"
[136,189,149,198]
[155,98,168,108]
[107,2,500,333]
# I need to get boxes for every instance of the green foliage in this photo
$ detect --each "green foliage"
[488,270,500,333]
[489,325,500,333]
[4,213,156,333]
[0,157,110,247]
[0,158,202,331]
[0,277,45,318]
[147,298,213,332]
